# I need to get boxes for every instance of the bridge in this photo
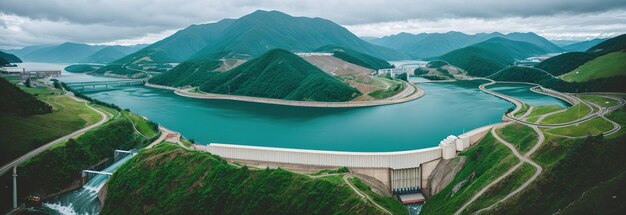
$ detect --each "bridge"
[0,68,61,82]
[65,80,145,89]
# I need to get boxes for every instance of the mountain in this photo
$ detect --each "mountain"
[561,51,626,82]
[534,52,597,76]
[5,43,146,63]
[439,37,548,77]
[80,45,146,63]
[367,32,562,58]
[550,40,582,46]
[0,51,22,65]
[116,10,407,65]
[586,34,626,56]
[561,38,607,52]
[149,58,222,87]
[199,49,361,102]
[313,45,392,70]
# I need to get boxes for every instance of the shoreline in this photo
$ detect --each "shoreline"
[145,81,425,108]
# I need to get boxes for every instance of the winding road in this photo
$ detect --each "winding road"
[0,94,109,176]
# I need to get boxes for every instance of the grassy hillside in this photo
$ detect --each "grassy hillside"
[487,135,626,215]
[0,77,52,116]
[489,66,553,83]
[562,51,626,82]
[102,144,394,215]
[199,49,361,102]
[314,45,392,70]
[149,58,222,87]
[586,34,626,56]
[440,38,548,77]
[534,52,597,76]
[64,64,103,73]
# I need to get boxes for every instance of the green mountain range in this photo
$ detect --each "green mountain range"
[199,49,361,102]
[0,51,22,65]
[367,32,561,58]
[115,10,407,65]
[4,43,146,63]
[149,58,222,87]
[314,45,392,70]
[439,37,548,77]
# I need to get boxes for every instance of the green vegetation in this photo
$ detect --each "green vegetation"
[562,51,626,82]
[18,117,155,196]
[487,135,626,215]
[513,103,530,118]
[368,79,404,99]
[534,52,596,76]
[348,177,408,215]
[149,58,222,87]
[586,34,626,56]
[462,163,535,214]
[102,144,391,214]
[0,77,52,116]
[0,51,22,65]
[420,133,519,215]
[200,49,361,102]
[121,111,159,138]
[314,45,392,70]
[490,66,552,84]
[440,37,548,77]
[311,167,350,176]
[541,103,592,124]
[426,60,449,68]
[64,64,103,73]
[545,117,613,137]
[580,95,619,108]
[525,105,563,119]
[496,123,538,154]
[414,68,428,75]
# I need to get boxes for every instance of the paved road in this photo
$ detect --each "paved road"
[0,95,109,176]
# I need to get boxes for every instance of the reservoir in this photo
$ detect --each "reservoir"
[51,65,568,152]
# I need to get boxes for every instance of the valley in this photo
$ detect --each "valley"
[1,6,625,215]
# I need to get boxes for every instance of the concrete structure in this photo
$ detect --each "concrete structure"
[0,68,61,82]
[295,52,333,56]
[65,80,145,90]
[202,123,495,194]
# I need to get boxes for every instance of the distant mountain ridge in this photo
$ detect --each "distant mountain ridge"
[561,38,607,52]
[439,37,548,77]
[116,10,408,65]
[4,43,147,63]
[0,51,22,65]
[367,31,562,58]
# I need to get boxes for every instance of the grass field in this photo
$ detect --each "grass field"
[0,95,101,165]
[121,111,158,138]
[562,51,626,82]
[496,123,538,154]
[545,117,613,137]
[580,95,620,108]
[368,79,405,99]
[420,133,519,215]
[513,103,530,118]
[461,163,535,214]
[348,177,409,215]
[541,103,592,124]
[525,105,563,119]
[606,106,626,137]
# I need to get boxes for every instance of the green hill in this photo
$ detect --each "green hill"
[534,52,597,76]
[490,66,554,83]
[562,51,626,82]
[199,49,361,102]
[149,58,222,87]
[81,46,132,63]
[314,45,392,70]
[64,64,103,73]
[117,10,407,67]
[0,51,22,65]
[5,43,146,63]
[102,144,398,215]
[440,37,548,77]
[586,34,626,56]
[0,78,51,116]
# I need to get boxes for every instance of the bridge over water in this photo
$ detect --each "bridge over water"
[65,79,145,90]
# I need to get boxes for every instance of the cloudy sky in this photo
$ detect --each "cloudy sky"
[1,0,625,49]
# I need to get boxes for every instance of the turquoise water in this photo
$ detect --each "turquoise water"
[75,80,512,152]
[487,83,571,108]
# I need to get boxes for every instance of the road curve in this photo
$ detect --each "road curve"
[145,81,424,108]
[0,95,109,176]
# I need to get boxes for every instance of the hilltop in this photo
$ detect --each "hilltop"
[439,37,548,77]
[199,49,361,102]
[0,51,22,65]
[115,10,407,67]
[149,58,223,87]
[367,32,561,58]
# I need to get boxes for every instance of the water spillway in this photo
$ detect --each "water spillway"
[33,153,136,215]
